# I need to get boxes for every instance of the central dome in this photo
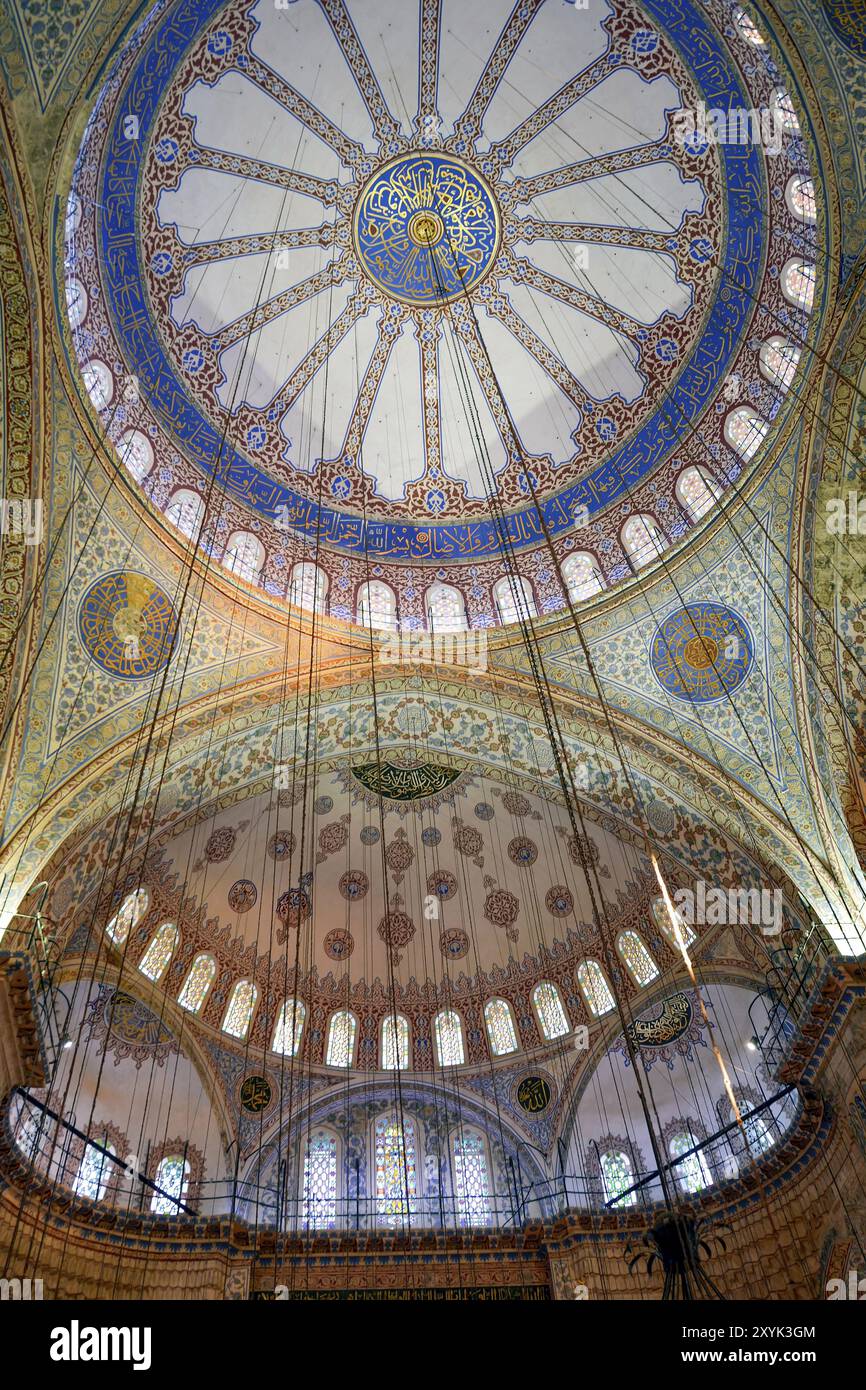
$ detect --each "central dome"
[353,154,500,304]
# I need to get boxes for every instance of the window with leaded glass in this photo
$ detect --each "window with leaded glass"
[326,1010,357,1067]
[381,1013,410,1070]
[374,1114,418,1226]
[724,407,768,461]
[532,981,570,1040]
[669,1131,712,1195]
[151,1155,190,1214]
[651,896,696,949]
[577,960,615,1017]
[433,1009,464,1066]
[781,258,815,311]
[272,998,305,1056]
[177,953,216,1013]
[138,922,178,982]
[561,551,604,602]
[74,1141,116,1202]
[302,1129,338,1228]
[106,887,148,946]
[616,930,659,987]
[600,1150,636,1207]
[484,998,518,1056]
[222,979,258,1040]
[452,1129,492,1226]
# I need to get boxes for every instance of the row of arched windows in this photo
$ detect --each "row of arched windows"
[107,890,691,1065]
[73,1149,193,1214]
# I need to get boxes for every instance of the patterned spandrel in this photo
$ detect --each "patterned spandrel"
[433,1010,464,1066]
[138,922,178,982]
[532,981,569,1040]
[381,1013,409,1070]
[669,1132,712,1194]
[484,998,518,1056]
[577,960,615,1017]
[272,998,305,1056]
[616,930,659,987]
[600,1150,636,1207]
[106,887,149,945]
[222,979,258,1039]
[453,1130,491,1227]
[326,1010,357,1067]
[303,1130,338,1229]
[177,953,216,1013]
[74,1142,116,1202]
[374,1115,417,1226]
[151,1155,190,1214]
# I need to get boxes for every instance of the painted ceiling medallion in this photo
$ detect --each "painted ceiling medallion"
[78,572,179,679]
[649,602,754,703]
[353,154,500,305]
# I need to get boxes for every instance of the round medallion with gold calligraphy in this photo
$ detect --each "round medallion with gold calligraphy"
[515,1074,554,1116]
[78,571,179,679]
[649,602,753,703]
[239,1074,273,1115]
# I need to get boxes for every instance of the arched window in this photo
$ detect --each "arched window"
[117,430,153,483]
[669,1130,712,1195]
[151,1154,190,1214]
[74,1141,116,1202]
[433,1009,465,1066]
[676,466,722,522]
[532,981,570,1040]
[771,88,800,134]
[302,1128,338,1228]
[425,582,466,632]
[785,174,816,223]
[289,560,328,614]
[165,488,205,539]
[381,1013,410,1070]
[326,1010,357,1067]
[82,359,114,411]
[65,277,88,329]
[222,979,258,1040]
[484,998,518,1056]
[493,575,537,624]
[651,896,696,949]
[138,922,179,982]
[272,997,305,1056]
[734,5,765,44]
[621,514,667,570]
[452,1128,492,1226]
[577,959,615,1017]
[224,531,265,582]
[105,887,149,947]
[781,258,815,311]
[600,1149,637,1207]
[743,1111,773,1156]
[374,1114,418,1225]
[759,336,800,390]
[561,551,604,602]
[357,579,397,630]
[724,406,768,461]
[616,930,660,987]
[177,953,216,1014]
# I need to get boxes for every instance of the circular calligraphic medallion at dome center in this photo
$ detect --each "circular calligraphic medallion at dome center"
[353,153,501,306]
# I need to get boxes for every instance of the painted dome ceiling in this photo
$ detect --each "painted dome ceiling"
[64,0,816,617]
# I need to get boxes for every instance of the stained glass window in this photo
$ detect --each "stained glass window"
[577,960,615,1017]
[759,336,800,390]
[561,551,604,602]
[651,896,697,949]
[74,1141,116,1202]
[326,1010,357,1067]
[724,406,768,461]
[744,1112,773,1155]
[433,1009,464,1066]
[374,1114,418,1226]
[82,358,113,410]
[484,998,518,1056]
[600,1150,636,1207]
[734,6,765,44]
[781,258,815,311]
[675,467,722,522]
[224,531,265,582]
[616,930,660,987]
[785,174,816,222]
[621,514,667,570]
[532,981,570,1040]
[106,887,148,946]
[425,583,466,632]
[151,1155,190,1214]
[302,1129,338,1228]
[494,576,536,624]
[138,922,178,982]
[177,953,216,1013]
[771,88,800,133]
[222,979,258,1040]
[272,997,305,1056]
[358,580,397,629]
[117,429,152,482]
[381,1013,410,1070]
[289,561,327,613]
[452,1129,492,1226]
[669,1131,712,1194]
[165,488,205,539]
